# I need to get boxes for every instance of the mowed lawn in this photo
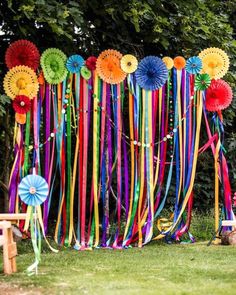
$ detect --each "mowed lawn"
[0,240,236,295]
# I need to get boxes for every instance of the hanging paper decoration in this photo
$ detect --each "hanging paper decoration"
[80,66,91,80]
[12,95,31,114]
[5,39,40,71]
[195,73,211,91]
[173,56,186,70]
[40,48,67,84]
[205,79,233,111]
[135,56,168,90]
[120,54,138,73]
[86,56,97,71]
[185,56,202,74]
[15,113,26,124]
[96,49,126,84]
[3,65,39,99]
[19,174,48,206]
[162,56,174,70]
[66,55,84,73]
[199,47,229,79]
[3,40,234,250]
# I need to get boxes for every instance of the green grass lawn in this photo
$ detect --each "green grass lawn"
[1,213,236,295]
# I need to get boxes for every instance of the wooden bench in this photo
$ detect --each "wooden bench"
[0,213,36,223]
[0,221,17,274]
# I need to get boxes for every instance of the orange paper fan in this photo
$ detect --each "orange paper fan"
[96,49,126,84]
[174,56,186,70]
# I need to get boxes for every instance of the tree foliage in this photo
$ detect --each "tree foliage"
[0,0,235,209]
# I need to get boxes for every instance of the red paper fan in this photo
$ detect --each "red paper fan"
[12,95,31,114]
[205,79,233,112]
[5,40,40,71]
[86,56,97,71]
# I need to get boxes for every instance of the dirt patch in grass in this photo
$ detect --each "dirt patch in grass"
[0,282,42,295]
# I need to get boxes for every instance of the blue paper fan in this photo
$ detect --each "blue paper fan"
[18,175,49,206]
[135,56,168,91]
[185,56,202,74]
[66,55,84,73]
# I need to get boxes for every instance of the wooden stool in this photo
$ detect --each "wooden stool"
[0,221,17,274]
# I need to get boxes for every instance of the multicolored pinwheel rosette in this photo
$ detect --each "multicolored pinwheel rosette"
[205,79,233,112]
[199,47,229,79]
[66,55,84,73]
[135,56,168,91]
[3,65,39,99]
[86,56,97,71]
[5,39,40,71]
[173,56,186,70]
[40,48,67,84]
[185,56,202,75]
[12,95,31,114]
[80,66,91,80]
[195,73,211,91]
[96,49,127,84]
[162,56,174,70]
[120,54,138,74]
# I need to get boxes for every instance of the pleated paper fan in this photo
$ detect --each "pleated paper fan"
[173,56,186,70]
[135,56,168,91]
[120,54,138,74]
[199,47,229,79]
[66,55,84,73]
[18,174,49,206]
[12,95,31,114]
[80,66,91,80]
[86,56,97,71]
[5,39,40,71]
[96,49,127,84]
[185,56,202,74]
[162,57,174,70]
[41,48,68,84]
[3,65,39,99]
[195,74,211,91]
[205,79,233,111]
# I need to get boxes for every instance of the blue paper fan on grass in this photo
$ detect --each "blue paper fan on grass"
[135,56,168,91]
[18,174,49,206]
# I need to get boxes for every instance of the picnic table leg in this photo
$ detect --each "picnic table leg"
[3,227,12,274]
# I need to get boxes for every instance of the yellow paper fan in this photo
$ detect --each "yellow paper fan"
[162,56,174,70]
[198,47,229,79]
[120,54,138,74]
[3,65,39,99]
[96,49,127,84]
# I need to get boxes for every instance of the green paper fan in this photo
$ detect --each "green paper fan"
[41,48,68,84]
[80,66,91,80]
[195,73,211,91]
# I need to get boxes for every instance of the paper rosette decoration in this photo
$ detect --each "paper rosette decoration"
[162,57,174,70]
[120,54,138,74]
[86,56,97,71]
[18,174,49,206]
[205,79,233,111]
[3,65,39,99]
[199,47,229,79]
[66,55,84,73]
[41,48,67,84]
[96,49,126,84]
[12,95,31,114]
[135,56,168,91]
[174,56,186,70]
[80,66,91,80]
[185,56,202,74]
[15,113,26,125]
[195,74,211,91]
[5,39,40,71]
